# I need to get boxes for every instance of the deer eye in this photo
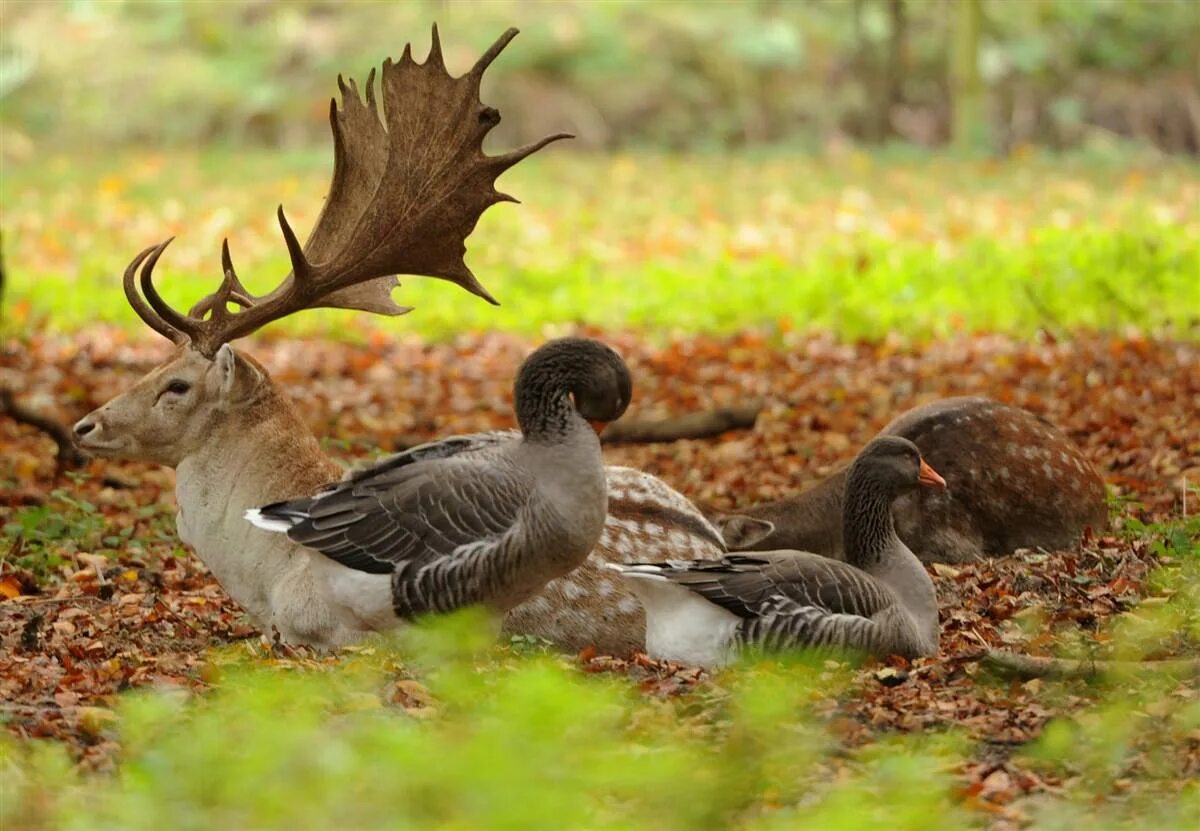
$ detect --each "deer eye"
[164,380,191,396]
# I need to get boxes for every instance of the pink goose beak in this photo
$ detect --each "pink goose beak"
[918,459,947,488]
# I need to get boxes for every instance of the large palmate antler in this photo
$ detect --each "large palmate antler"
[124,26,569,357]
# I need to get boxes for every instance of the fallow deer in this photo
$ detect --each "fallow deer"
[706,397,1108,563]
[73,28,725,653]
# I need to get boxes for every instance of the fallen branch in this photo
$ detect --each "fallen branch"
[0,387,86,470]
[983,649,1200,680]
[601,403,761,445]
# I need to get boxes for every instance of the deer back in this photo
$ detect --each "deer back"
[709,397,1107,563]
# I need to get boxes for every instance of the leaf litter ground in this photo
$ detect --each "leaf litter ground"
[2,327,1198,826]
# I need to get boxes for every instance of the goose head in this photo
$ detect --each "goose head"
[852,436,947,494]
[514,338,632,437]
[843,436,946,568]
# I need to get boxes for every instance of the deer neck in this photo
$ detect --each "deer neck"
[177,386,336,502]
[737,468,849,559]
[172,385,338,620]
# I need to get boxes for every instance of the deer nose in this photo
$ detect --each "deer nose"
[73,419,97,438]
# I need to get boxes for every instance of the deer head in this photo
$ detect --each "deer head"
[73,27,568,467]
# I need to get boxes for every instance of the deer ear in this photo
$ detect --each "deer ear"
[714,515,776,550]
[213,344,264,405]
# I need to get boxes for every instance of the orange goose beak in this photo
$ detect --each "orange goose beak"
[588,419,608,436]
[918,459,947,488]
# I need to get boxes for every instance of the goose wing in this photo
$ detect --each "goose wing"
[660,553,897,620]
[251,433,531,575]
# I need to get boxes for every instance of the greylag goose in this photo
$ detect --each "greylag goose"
[607,437,944,666]
[246,337,630,621]
[706,396,1106,563]
[504,465,728,654]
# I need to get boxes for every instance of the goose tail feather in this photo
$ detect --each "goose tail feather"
[244,499,312,534]
[602,562,671,582]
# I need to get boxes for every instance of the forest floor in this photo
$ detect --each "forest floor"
[2,327,1198,829]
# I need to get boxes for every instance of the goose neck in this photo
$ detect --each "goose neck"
[515,377,578,442]
[842,473,899,570]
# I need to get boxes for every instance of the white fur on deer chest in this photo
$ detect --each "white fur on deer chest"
[176,456,282,618]
[174,454,355,646]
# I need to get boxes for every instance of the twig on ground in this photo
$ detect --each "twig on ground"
[0,387,87,470]
[983,649,1200,680]
[6,594,109,606]
[601,403,761,444]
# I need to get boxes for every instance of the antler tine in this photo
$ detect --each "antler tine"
[137,239,204,344]
[123,244,186,344]
[469,27,519,81]
[490,132,576,174]
[364,67,378,112]
[218,238,254,306]
[275,205,312,286]
[426,23,445,70]
[186,239,254,321]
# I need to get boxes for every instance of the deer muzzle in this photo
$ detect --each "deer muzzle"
[72,410,126,455]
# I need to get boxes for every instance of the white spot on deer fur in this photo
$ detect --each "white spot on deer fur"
[523,595,553,614]
[596,580,615,598]
[606,517,641,536]
[617,596,641,614]
[998,466,1011,480]
[562,580,586,600]
[1042,462,1053,477]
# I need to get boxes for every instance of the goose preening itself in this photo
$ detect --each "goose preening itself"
[246,337,631,624]
[606,437,945,666]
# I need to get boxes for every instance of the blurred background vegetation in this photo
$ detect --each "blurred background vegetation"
[1,0,1197,340]
[2,0,1198,157]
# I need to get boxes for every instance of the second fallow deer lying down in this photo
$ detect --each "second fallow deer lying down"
[73,28,725,653]
[706,397,1108,563]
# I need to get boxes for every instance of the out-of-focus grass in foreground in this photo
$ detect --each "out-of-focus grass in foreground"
[3,150,1197,341]
[3,513,1200,831]
[1,584,1198,830]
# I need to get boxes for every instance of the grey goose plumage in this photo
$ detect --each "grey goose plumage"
[246,337,630,620]
[606,436,944,666]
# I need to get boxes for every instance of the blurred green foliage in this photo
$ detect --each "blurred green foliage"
[4,558,1200,831]
[1,0,1197,155]
[3,149,1197,341]
[1,498,1198,829]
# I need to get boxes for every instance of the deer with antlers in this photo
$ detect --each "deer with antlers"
[73,28,726,652]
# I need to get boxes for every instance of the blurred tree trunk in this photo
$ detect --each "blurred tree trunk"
[855,0,908,143]
[881,0,907,140]
[0,232,86,472]
[950,0,988,152]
